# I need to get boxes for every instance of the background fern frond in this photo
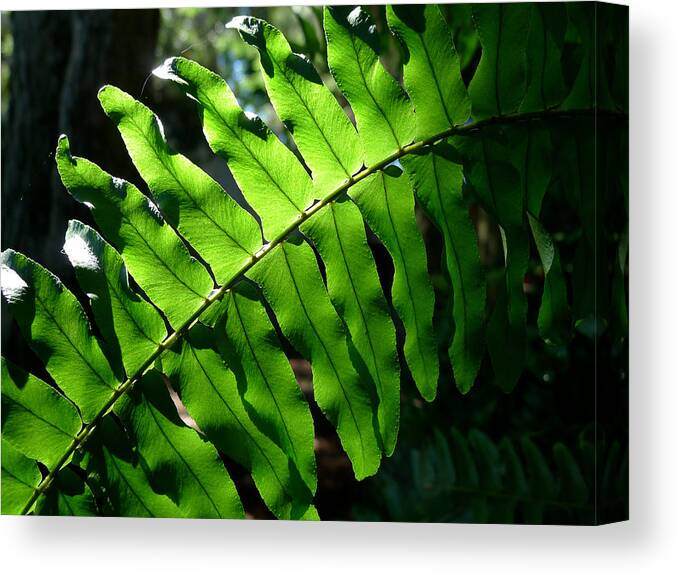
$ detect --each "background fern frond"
[355,427,628,525]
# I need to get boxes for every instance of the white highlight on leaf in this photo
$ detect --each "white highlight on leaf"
[152,58,188,86]
[63,235,100,271]
[1,265,28,303]
[111,177,126,199]
[156,116,166,141]
[147,198,163,221]
[347,7,363,25]
[294,52,312,65]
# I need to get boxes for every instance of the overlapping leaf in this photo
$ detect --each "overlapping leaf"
[161,324,317,520]
[86,416,182,518]
[116,371,244,519]
[248,239,381,479]
[64,220,167,376]
[403,147,485,393]
[213,284,317,494]
[1,439,41,515]
[1,358,81,470]
[1,250,119,421]
[387,4,470,137]
[98,85,262,284]
[56,136,214,329]
[468,3,531,118]
[350,168,438,400]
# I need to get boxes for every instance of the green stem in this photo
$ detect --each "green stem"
[20,106,624,515]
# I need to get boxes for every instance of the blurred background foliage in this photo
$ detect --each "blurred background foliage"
[1,5,627,523]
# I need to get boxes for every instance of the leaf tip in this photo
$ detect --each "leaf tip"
[153,57,186,86]
[226,15,267,46]
[96,84,114,101]
[63,221,101,273]
[56,134,70,153]
[225,15,248,31]
[97,84,131,117]
[1,252,28,305]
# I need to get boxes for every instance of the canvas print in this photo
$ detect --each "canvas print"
[0,2,628,524]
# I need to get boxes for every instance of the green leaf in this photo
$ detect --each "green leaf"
[1,250,119,421]
[229,15,363,190]
[386,4,470,138]
[561,3,598,110]
[98,85,262,283]
[116,370,244,519]
[446,4,480,72]
[553,121,595,242]
[160,325,316,520]
[56,136,214,329]
[324,6,415,163]
[37,466,97,516]
[302,199,400,455]
[485,229,529,393]
[468,3,531,118]
[402,147,485,393]
[214,283,317,494]
[1,439,41,515]
[521,3,567,112]
[514,125,564,346]
[519,125,554,218]
[461,131,528,392]
[527,214,570,346]
[0,3,627,520]
[1,357,81,470]
[64,220,167,376]
[248,239,381,480]
[87,416,182,518]
[154,57,315,241]
[350,169,438,400]
[553,120,606,333]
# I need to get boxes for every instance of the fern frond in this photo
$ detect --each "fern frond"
[1,2,628,519]
[361,428,628,524]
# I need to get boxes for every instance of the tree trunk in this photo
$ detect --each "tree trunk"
[2,9,160,359]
